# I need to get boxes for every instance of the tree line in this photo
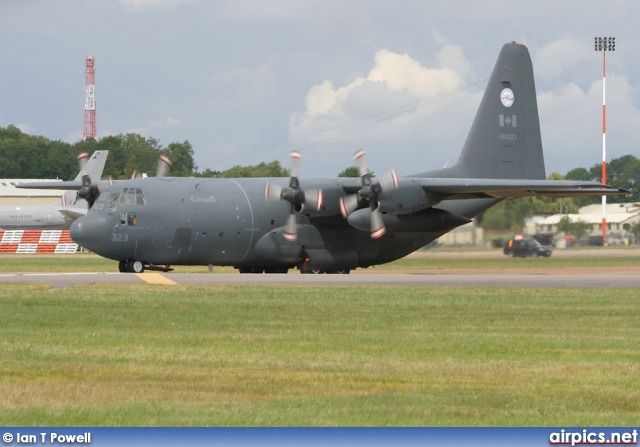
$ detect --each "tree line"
[1,125,638,231]
[0,125,197,179]
[0,125,362,181]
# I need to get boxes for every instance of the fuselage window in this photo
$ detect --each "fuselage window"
[119,211,137,226]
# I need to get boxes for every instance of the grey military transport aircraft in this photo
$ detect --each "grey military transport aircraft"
[0,150,108,230]
[52,42,629,273]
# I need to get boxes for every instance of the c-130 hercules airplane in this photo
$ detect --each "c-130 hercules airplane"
[64,42,628,273]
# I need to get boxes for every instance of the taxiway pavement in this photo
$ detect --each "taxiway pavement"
[1,270,639,288]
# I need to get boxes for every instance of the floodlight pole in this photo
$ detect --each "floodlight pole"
[594,36,615,245]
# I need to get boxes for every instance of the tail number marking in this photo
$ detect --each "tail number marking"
[499,134,517,141]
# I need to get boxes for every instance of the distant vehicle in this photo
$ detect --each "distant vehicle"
[504,237,552,258]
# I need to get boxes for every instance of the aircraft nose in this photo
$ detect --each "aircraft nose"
[70,213,112,254]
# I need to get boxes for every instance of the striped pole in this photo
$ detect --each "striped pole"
[594,37,615,245]
[602,49,607,244]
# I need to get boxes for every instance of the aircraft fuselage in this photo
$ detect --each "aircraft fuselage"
[71,176,472,273]
[0,205,73,230]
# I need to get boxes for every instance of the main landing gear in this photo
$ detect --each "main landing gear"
[237,266,289,274]
[299,267,350,274]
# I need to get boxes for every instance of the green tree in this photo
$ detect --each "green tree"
[200,161,289,178]
[477,172,579,231]
[557,215,590,241]
[338,166,360,177]
[337,166,374,178]
[557,215,572,234]
[566,155,640,205]
[565,167,592,181]
[165,141,197,177]
[198,168,222,178]
[0,125,76,179]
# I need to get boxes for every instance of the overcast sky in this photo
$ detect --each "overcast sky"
[1,0,639,178]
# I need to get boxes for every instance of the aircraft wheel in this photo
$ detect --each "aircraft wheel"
[118,260,127,272]
[127,260,145,273]
[507,252,515,258]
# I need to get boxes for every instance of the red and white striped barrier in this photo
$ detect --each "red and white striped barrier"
[0,230,78,254]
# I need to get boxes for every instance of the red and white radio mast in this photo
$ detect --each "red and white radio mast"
[83,56,97,140]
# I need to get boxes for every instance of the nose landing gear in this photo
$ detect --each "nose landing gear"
[119,259,145,273]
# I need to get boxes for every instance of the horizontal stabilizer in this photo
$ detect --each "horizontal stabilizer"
[420,178,631,200]
[59,208,87,221]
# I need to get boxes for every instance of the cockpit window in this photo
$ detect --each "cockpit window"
[97,191,121,202]
[119,188,146,206]
[125,191,136,205]
[135,188,146,205]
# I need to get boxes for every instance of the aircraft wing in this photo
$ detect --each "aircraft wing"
[17,180,83,190]
[418,178,631,200]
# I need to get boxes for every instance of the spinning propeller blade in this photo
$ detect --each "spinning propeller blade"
[156,154,172,177]
[263,150,323,241]
[339,149,399,239]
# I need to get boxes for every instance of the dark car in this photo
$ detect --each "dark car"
[503,238,552,258]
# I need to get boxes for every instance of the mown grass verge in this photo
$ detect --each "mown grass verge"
[0,284,638,426]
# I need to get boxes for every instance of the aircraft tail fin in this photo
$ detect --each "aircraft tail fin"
[67,150,108,206]
[73,150,108,182]
[424,42,546,180]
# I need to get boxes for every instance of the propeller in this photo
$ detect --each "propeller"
[63,151,91,207]
[264,150,324,242]
[76,152,171,209]
[130,154,172,179]
[338,149,398,239]
[157,153,172,177]
[76,150,89,171]
[77,174,100,209]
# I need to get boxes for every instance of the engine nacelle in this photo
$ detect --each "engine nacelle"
[347,207,471,233]
[378,181,438,214]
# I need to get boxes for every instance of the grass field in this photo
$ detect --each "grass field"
[0,283,638,426]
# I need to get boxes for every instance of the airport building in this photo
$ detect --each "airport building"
[437,203,640,248]
[0,179,64,206]
[527,203,640,245]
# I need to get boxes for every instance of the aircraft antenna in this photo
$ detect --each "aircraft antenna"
[83,56,97,140]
